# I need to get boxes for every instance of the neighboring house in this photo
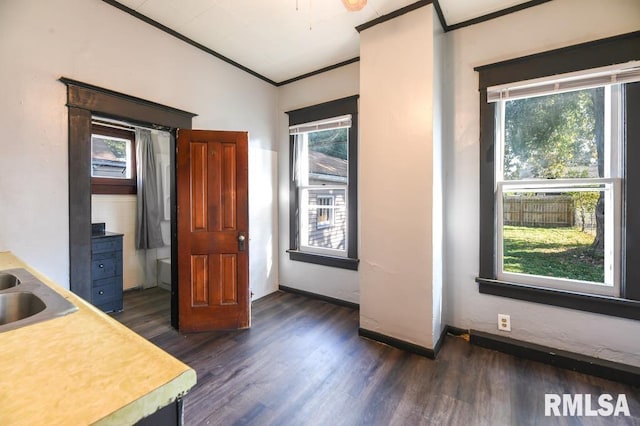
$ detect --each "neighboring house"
[307,150,348,250]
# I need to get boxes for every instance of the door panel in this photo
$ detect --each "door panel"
[177,130,249,332]
[190,142,208,232]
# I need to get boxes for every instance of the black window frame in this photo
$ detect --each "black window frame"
[475,31,640,321]
[286,95,359,270]
[91,123,137,195]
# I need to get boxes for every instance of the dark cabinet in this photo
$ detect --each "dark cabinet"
[91,233,123,312]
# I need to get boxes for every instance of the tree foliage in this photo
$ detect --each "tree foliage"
[504,87,606,251]
[309,128,348,160]
[104,139,126,160]
[504,88,602,180]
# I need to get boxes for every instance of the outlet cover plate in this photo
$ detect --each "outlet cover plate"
[498,314,511,332]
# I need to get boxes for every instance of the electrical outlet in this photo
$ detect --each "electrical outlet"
[498,314,511,332]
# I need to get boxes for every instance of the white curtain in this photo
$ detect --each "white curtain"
[135,129,164,250]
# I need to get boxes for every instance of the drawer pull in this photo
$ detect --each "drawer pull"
[98,290,105,295]
[98,264,104,269]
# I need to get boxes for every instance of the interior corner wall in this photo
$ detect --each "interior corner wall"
[277,63,360,304]
[444,0,640,366]
[0,0,279,298]
[431,9,446,344]
[359,6,439,349]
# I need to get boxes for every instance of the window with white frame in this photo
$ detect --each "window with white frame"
[490,69,634,296]
[292,117,349,256]
[316,195,335,229]
[286,96,359,270]
[476,31,640,320]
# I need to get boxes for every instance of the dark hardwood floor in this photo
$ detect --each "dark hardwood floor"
[111,288,640,426]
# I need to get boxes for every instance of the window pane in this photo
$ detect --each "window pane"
[306,128,348,183]
[301,188,346,251]
[502,189,607,284]
[91,135,132,179]
[503,87,604,180]
[297,126,349,255]
[316,195,334,228]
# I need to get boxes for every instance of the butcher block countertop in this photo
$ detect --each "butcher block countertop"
[0,252,196,425]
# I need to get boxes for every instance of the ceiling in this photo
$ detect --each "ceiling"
[107,0,547,85]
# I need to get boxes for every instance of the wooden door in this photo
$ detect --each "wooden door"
[177,130,249,331]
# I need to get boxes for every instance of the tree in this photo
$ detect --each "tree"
[571,190,599,232]
[504,87,605,252]
[504,90,597,180]
[590,88,605,253]
[309,128,348,160]
[104,139,126,160]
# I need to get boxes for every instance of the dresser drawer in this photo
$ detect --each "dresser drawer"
[92,237,123,254]
[92,257,119,280]
[92,277,121,303]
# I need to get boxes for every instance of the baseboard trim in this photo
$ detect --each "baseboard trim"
[358,328,444,359]
[278,285,359,310]
[469,329,640,387]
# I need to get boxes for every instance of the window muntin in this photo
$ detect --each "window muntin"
[294,125,349,257]
[494,82,623,296]
[316,195,335,229]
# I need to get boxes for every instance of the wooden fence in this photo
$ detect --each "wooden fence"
[504,195,575,227]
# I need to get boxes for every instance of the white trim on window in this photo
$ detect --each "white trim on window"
[494,82,623,297]
[289,115,352,135]
[496,179,621,297]
[316,195,336,229]
[487,60,640,103]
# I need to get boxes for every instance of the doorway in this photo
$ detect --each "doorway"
[90,117,173,296]
[62,77,195,328]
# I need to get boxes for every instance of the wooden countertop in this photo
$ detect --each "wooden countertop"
[0,252,196,425]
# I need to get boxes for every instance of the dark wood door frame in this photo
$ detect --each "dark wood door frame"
[61,77,196,328]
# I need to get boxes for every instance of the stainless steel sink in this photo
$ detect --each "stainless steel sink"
[0,272,20,290]
[0,268,78,333]
[0,292,46,325]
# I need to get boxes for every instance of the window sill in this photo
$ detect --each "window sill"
[476,277,640,321]
[287,250,359,270]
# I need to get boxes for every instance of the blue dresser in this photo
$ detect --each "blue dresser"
[91,232,123,312]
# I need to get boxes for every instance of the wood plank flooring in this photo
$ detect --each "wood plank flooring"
[111,288,640,426]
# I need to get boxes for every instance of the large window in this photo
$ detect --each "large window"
[494,82,624,296]
[476,32,640,320]
[287,96,358,270]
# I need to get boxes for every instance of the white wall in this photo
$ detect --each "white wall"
[431,10,447,347]
[277,63,360,304]
[359,6,441,349]
[444,0,640,366]
[0,0,279,300]
[92,195,142,290]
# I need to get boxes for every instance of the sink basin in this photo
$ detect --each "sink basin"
[0,292,46,325]
[0,273,20,290]
[0,268,78,332]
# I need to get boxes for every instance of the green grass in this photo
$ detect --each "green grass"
[503,226,604,283]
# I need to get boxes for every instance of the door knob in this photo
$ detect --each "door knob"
[238,234,246,251]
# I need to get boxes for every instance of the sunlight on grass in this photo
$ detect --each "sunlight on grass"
[503,226,604,283]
